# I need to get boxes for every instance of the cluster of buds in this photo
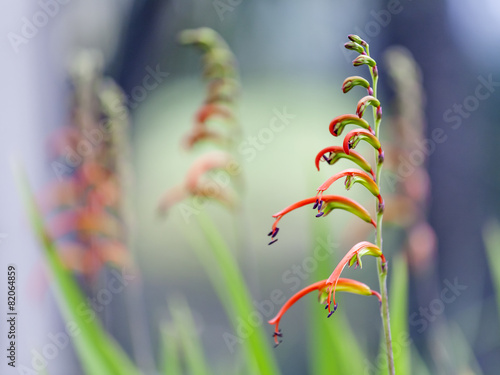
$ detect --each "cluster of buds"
[158,28,242,214]
[267,35,388,346]
[39,51,132,280]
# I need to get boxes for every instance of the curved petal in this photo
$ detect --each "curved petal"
[268,278,380,346]
[315,146,375,179]
[356,95,381,118]
[329,114,372,137]
[317,168,381,203]
[269,195,376,245]
[325,241,386,314]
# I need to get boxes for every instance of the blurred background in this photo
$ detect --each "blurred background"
[1,0,500,374]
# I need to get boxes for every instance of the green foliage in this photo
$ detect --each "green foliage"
[183,212,280,374]
[388,253,411,375]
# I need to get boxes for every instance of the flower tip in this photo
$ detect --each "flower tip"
[268,239,278,245]
[316,212,324,218]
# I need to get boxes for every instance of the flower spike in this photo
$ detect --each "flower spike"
[268,278,380,346]
[342,129,383,159]
[356,96,381,118]
[316,168,382,204]
[329,114,373,137]
[325,241,386,314]
[315,146,375,179]
[342,76,373,95]
[269,195,376,244]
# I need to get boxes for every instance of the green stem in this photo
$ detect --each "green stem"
[370,56,395,375]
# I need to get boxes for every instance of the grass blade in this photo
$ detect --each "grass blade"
[388,253,411,375]
[189,212,280,375]
[169,297,211,375]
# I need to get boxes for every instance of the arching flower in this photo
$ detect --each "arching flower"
[316,168,382,205]
[325,241,386,315]
[315,146,375,179]
[268,278,381,347]
[329,114,373,137]
[342,129,384,164]
[268,195,376,245]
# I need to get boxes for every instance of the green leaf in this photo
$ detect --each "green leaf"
[168,297,211,375]
[389,253,411,375]
[160,323,182,375]
[183,212,280,375]
[17,171,140,375]
[483,219,500,322]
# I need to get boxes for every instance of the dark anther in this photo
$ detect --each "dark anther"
[378,151,385,164]
[268,239,278,245]
[348,141,353,149]
[273,340,283,348]
[327,311,334,318]
[378,201,385,213]
[324,304,329,310]
[313,199,319,210]
[273,330,283,338]
[317,200,323,210]
[381,262,387,273]
[316,212,324,218]
[271,227,279,238]
[267,231,273,236]
[322,155,329,162]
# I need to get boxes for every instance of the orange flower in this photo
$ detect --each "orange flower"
[325,241,386,315]
[268,278,381,347]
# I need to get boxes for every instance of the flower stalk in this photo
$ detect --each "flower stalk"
[266,34,395,375]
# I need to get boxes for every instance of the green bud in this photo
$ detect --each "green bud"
[353,55,377,68]
[344,42,365,54]
[342,76,371,94]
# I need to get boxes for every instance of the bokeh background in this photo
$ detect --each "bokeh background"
[1,0,500,374]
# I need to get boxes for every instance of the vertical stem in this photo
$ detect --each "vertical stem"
[371,59,396,374]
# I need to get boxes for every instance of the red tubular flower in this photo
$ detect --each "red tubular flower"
[316,168,382,205]
[325,241,386,315]
[268,195,376,245]
[268,278,381,346]
[315,146,375,179]
[329,114,373,137]
[342,129,384,164]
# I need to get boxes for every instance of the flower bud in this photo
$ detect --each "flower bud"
[348,34,368,47]
[342,76,371,94]
[356,96,381,118]
[353,55,377,68]
[344,42,365,54]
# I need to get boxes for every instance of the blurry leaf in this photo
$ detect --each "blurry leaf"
[411,347,431,375]
[388,253,411,375]
[308,218,366,375]
[161,323,182,375]
[18,171,140,375]
[183,212,280,375]
[168,298,211,375]
[483,219,500,322]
